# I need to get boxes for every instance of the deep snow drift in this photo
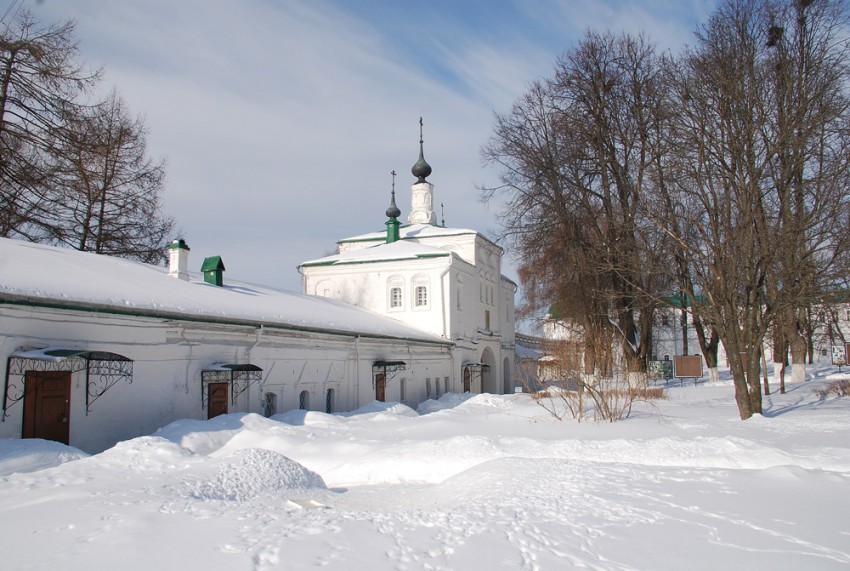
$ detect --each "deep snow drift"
[1,368,849,570]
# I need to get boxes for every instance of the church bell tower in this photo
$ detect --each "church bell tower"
[407,117,437,226]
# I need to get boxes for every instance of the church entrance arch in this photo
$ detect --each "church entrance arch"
[481,347,496,394]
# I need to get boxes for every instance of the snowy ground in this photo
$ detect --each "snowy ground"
[1,367,849,570]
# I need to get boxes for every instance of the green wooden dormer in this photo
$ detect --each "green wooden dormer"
[201,256,225,287]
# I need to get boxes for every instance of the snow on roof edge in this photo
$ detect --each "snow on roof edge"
[0,237,452,346]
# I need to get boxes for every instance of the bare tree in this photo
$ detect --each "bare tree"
[764,0,850,382]
[52,90,173,263]
[0,9,99,239]
[483,32,673,380]
[1,9,176,263]
[667,0,850,418]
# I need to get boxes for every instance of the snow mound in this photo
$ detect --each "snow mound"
[94,436,197,473]
[417,392,475,414]
[272,409,344,426]
[183,448,326,501]
[338,400,419,419]
[0,438,89,477]
[456,393,518,410]
[154,413,282,455]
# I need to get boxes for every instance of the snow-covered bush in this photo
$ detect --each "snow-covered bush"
[816,379,850,398]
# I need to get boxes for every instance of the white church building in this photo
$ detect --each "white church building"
[0,122,516,453]
[300,125,516,396]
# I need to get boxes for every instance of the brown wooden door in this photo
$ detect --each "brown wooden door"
[22,371,71,445]
[208,382,229,419]
[375,372,386,402]
[463,367,471,392]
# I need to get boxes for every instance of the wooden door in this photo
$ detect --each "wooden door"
[375,372,386,402]
[463,367,471,393]
[208,382,229,419]
[22,371,71,445]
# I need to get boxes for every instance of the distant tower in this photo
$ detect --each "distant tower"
[407,117,437,225]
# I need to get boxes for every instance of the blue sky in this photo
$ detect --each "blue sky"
[17,0,715,293]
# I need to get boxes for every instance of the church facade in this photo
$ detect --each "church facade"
[300,126,517,396]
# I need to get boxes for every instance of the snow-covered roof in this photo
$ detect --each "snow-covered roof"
[300,239,451,267]
[338,223,481,244]
[0,238,450,344]
[515,344,542,360]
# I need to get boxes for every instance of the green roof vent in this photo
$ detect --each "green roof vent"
[201,255,225,287]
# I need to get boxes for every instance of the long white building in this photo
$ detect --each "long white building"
[0,237,454,452]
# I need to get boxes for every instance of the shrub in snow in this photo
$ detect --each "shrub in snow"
[816,379,850,398]
[524,375,666,422]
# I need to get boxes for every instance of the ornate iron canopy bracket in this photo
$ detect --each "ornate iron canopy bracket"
[201,363,263,408]
[463,362,486,387]
[372,360,406,387]
[2,348,133,420]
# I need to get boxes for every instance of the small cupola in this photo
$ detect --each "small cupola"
[386,170,401,244]
[168,238,190,281]
[201,255,225,287]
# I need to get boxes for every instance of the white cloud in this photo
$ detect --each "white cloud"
[26,0,716,292]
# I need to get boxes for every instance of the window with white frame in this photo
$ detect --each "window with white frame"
[412,274,429,308]
[387,275,404,310]
[390,286,402,308]
[415,286,428,307]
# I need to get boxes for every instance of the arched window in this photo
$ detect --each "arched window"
[262,392,277,417]
[314,280,338,298]
[299,390,310,410]
[387,275,404,310]
[412,274,429,308]
[415,286,428,307]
